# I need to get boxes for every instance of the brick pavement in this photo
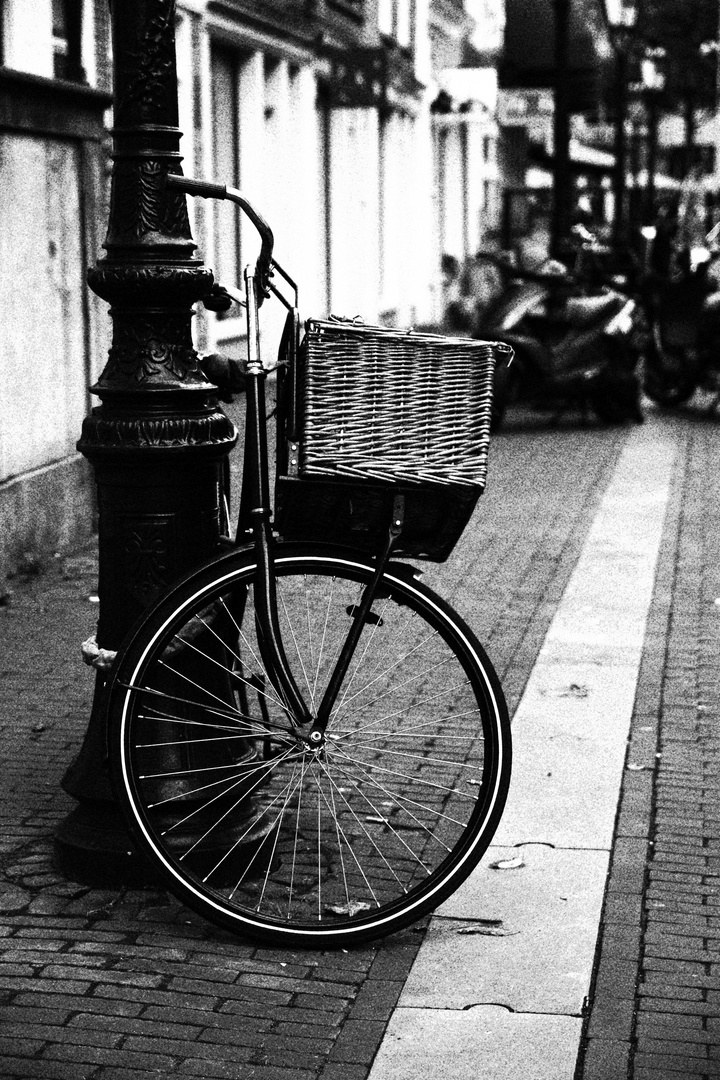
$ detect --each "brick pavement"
[0,414,641,1079]
[577,411,720,1080]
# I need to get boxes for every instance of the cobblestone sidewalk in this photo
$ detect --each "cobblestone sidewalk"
[578,411,720,1080]
[1,416,632,1080]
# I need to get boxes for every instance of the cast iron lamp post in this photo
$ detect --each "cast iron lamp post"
[641,50,666,224]
[605,0,639,248]
[55,0,236,881]
[551,0,572,260]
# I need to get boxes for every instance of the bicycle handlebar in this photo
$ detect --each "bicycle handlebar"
[167,176,228,200]
[166,174,274,298]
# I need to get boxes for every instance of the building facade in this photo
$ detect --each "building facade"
[0,0,500,581]
[175,0,448,357]
[0,0,113,582]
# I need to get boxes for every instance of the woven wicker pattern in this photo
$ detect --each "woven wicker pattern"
[299,320,511,490]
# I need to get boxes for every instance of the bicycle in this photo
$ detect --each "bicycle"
[102,175,513,948]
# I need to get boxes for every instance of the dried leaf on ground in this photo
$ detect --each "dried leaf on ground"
[324,901,373,917]
[489,856,525,871]
[457,922,519,937]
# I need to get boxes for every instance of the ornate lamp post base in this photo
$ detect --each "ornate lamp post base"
[55,805,158,888]
[55,802,278,889]
[53,0,238,882]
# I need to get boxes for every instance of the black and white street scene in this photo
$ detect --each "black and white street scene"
[3,2,720,1078]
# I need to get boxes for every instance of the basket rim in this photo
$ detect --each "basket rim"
[303,317,513,354]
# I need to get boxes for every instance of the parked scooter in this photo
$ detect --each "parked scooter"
[475,228,643,429]
[640,223,720,408]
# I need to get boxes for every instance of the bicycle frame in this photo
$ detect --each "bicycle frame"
[166,174,403,740]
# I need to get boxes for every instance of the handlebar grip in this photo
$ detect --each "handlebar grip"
[166,174,274,300]
[166,174,228,200]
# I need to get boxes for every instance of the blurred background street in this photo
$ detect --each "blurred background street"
[4,0,720,1076]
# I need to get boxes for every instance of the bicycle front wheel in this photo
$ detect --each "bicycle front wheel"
[107,544,510,947]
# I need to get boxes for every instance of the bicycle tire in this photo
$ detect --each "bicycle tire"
[643,363,696,407]
[642,339,697,407]
[107,543,511,947]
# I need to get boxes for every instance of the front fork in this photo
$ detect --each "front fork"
[308,495,404,744]
[240,268,402,739]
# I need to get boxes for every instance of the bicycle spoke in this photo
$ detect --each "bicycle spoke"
[337,725,484,741]
[218,763,307,890]
[330,741,473,826]
[122,683,250,725]
[142,748,295,815]
[140,753,284,784]
[322,753,435,875]
[137,732,261,750]
[309,577,336,705]
[312,576,355,712]
[252,759,304,911]
[137,710,261,736]
[302,578,319,707]
[320,761,353,911]
[329,634,447,727]
[341,754,476,807]
[332,592,392,719]
[330,685,478,743]
[329,744,458,846]
[311,764,381,909]
[332,596,422,719]
[113,553,509,945]
[157,748,298,870]
[180,774,276,860]
[286,753,310,921]
[161,629,291,719]
[316,779,322,921]
[210,599,294,716]
[278,583,317,710]
[337,741,484,776]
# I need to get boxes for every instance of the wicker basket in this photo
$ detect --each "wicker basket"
[275,318,512,561]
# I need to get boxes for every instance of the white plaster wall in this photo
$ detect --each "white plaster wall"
[0,136,86,480]
[439,124,466,262]
[3,0,53,76]
[289,66,328,319]
[378,110,435,326]
[328,108,381,322]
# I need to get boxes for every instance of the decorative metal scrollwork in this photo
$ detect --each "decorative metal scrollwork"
[108,160,191,243]
[113,0,177,125]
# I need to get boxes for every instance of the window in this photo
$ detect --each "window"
[378,0,412,49]
[52,0,84,82]
[396,0,411,48]
[667,144,715,180]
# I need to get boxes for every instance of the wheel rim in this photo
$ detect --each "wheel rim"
[643,347,696,406]
[112,552,509,942]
